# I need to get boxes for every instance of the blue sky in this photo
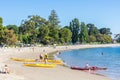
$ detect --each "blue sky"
[0,0,120,37]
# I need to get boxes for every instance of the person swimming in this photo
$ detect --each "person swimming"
[101,52,104,55]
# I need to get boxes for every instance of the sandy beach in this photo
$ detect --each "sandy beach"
[0,44,120,80]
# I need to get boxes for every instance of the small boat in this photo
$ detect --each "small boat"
[41,60,63,65]
[11,57,63,65]
[71,66,107,70]
[24,63,56,68]
[10,58,36,62]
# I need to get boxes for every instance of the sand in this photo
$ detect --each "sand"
[0,44,120,80]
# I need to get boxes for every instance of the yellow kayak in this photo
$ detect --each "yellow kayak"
[48,60,63,65]
[24,63,56,68]
[11,57,63,65]
[11,58,36,62]
[41,60,63,65]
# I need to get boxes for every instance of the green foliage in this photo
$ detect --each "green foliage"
[88,35,96,42]
[0,17,18,46]
[114,34,120,42]
[48,10,61,44]
[99,28,112,35]
[49,27,59,43]
[38,25,49,44]
[42,36,54,45]
[69,18,80,44]
[103,35,112,43]
[87,23,99,36]
[95,34,112,43]
[79,22,89,43]
[28,15,48,28]
[116,37,120,43]
[0,17,3,44]
[19,15,48,44]
[20,20,36,34]
[20,34,28,44]
[59,28,72,43]
[0,11,113,46]
[2,29,17,45]
[6,25,19,34]
[0,17,3,26]
[96,34,104,43]
[48,10,60,27]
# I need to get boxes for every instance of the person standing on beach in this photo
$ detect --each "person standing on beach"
[56,51,61,55]
[85,63,90,68]
[43,49,45,52]
[39,53,43,62]
[44,53,48,64]
[85,63,91,73]
[32,47,34,52]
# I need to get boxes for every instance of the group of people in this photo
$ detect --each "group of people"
[39,53,48,64]
[0,64,10,74]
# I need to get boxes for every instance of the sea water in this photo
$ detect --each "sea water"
[58,47,120,80]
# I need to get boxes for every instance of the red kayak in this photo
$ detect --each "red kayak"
[71,66,107,70]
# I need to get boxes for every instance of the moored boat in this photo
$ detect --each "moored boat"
[10,57,36,62]
[71,66,107,70]
[24,63,56,68]
[11,57,63,64]
[41,59,63,65]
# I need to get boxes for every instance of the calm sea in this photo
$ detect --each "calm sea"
[57,46,120,80]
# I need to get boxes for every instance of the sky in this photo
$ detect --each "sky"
[0,0,120,37]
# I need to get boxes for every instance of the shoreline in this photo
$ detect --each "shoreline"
[0,44,120,80]
[49,44,120,77]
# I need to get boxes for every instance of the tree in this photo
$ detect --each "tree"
[103,35,112,43]
[28,29,38,44]
[21,34,29,44]
[19,20,36,34]
[28,15,48,28]
[0,17,4,45]
[114,34,120,43]
[6,25,19,34]
[79,22,89,43]
[69,18,80,44]
[87,23,99,36]
[2,29,17,45]
[38,25,49,44]
[96,34,104,43]
[99,28,112,35]
[48,27,59,44]
[59,28,72,44]
[48,10,60,43]
[0,17,2,27]
[19,20,37,44]
[88,35,96,42]
[48,10,60,27]
[19,15,48,44]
